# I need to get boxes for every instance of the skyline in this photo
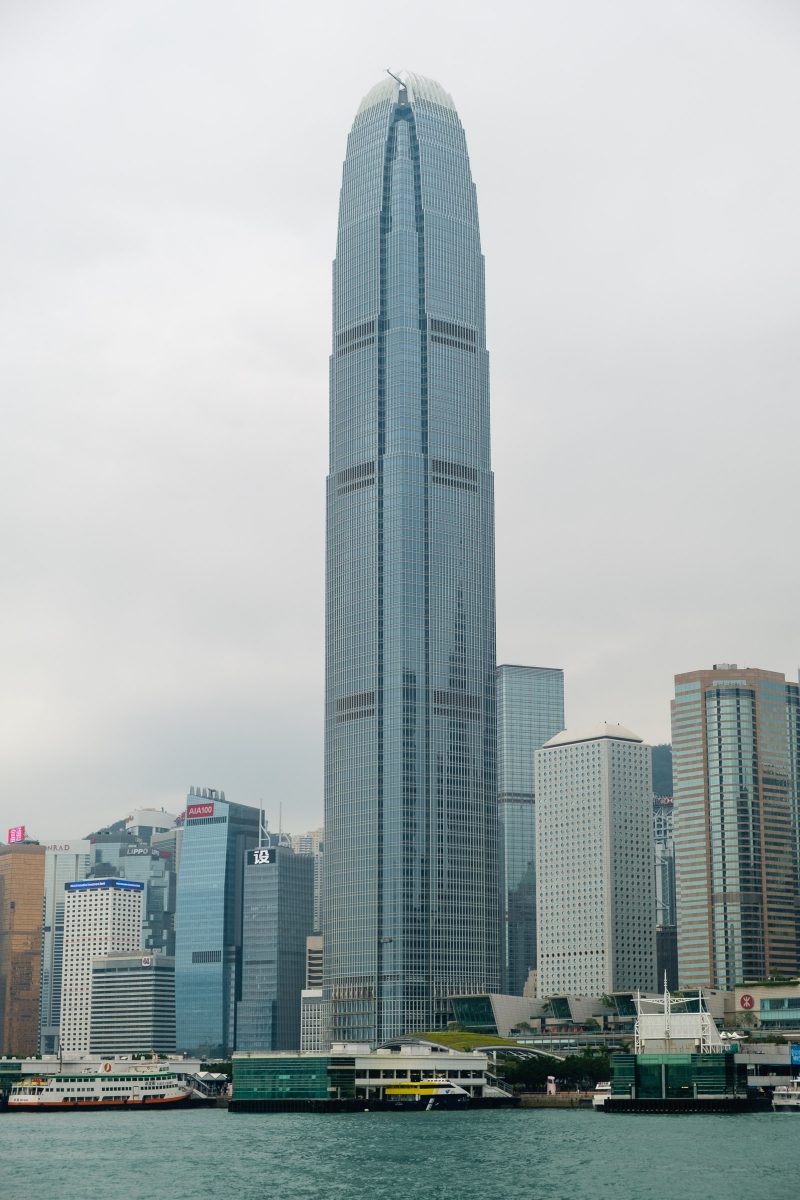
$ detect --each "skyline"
[2,1,799,841]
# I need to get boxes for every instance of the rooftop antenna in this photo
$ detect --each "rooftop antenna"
[386,68,407,101]
[258,800,268,849]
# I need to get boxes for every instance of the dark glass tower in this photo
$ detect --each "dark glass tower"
[496,664,564,995]
[237,842,315,1051]
[324,73,498,1043]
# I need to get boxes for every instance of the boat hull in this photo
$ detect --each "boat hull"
[8,1094,191,1113]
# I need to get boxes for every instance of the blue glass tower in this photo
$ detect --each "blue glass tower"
[325,73,498,1043]
[174,789,259,1056]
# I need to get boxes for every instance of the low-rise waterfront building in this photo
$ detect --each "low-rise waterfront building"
[232,1039,493,1105]
[733,979,800,1033]
[609,989,749,1110]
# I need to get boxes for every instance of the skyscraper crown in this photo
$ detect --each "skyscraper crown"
[357,71,456,114]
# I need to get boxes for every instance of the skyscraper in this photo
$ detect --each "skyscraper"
[653,797,678,989]
[174,788,259,1056]
[324,72,498,1043]
[59,878,144,1054]
[237,843,314,1051]
[672,665,800,989]
[39,839,90,1054]
[0,842,46,1056]
[535,724,657,997]
[496,664,564,994]
[87,829,176,956]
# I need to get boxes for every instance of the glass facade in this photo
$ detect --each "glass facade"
[0,844,46,1056]
[496,665,564,994]
[87,833,176,956]
[324,73,498,1043]
[237,844,315,1051]
[672,667,800,989]
[174,791,259,1056]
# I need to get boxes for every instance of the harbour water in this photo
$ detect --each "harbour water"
[2,1107,794,1200]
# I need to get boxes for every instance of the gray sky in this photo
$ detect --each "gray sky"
[2,0,798,840]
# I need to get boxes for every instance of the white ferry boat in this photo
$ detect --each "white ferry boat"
[8,1064,192,1112]
[772,1079,800,1113]
[383,1076,471,1110]
[592,1081,612,1111]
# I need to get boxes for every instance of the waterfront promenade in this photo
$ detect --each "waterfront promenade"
[2,1106,794,1200]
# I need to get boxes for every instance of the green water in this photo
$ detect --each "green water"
[1,1107,794,1200]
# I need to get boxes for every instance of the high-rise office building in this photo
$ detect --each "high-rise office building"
[237,843,314,1051]
[0,842,46,1056]
[653,797,678,989]
[535,724,657,997]
[39,839,91,1053]
[87,829,176,955]
[59,878,144,1053]
[290,828,324,933]
[90,952,175,1055]
[324,72,498,1043]
[496,664,564,994]
[672,665,800,989]
[174,788,259,1056]
[651,744,674,798]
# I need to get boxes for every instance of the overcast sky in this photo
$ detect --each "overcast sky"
[2,0,798,840]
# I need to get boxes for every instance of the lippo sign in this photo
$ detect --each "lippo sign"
[186,802,215,819]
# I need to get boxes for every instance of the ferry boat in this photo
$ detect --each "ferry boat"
[592,1081,611,1111]
[8,1064,192,1112]
[772,1079,800,1113]
[383,1076,470,1110]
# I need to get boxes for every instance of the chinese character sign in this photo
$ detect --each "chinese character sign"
[7,826,25,844]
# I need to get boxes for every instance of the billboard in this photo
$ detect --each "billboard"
[791,1045,800,1067]
[7,826,25,844]
[66,878,144,892]
[186,802,215,819]
[248,847,276,866]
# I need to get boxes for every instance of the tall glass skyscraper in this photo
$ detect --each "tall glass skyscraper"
[496,665,564,994]
[324,72,498,1043]
[672,665,800,989]
[174,788,259,1056]
[237,842,314,1051]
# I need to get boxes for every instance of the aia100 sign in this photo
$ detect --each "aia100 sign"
[7,826,25,844]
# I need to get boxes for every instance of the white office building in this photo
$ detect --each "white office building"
[39,840,91,1054]
[59,879,144,1053]
[535,724,657,997]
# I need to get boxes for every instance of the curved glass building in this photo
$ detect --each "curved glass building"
[324,72,498,1043]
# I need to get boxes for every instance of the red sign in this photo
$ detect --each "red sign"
[739,993,755,1010]
[7,826,25,844]
[186,802,214,819]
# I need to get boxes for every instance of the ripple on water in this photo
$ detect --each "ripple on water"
[0,1107,794,1200]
